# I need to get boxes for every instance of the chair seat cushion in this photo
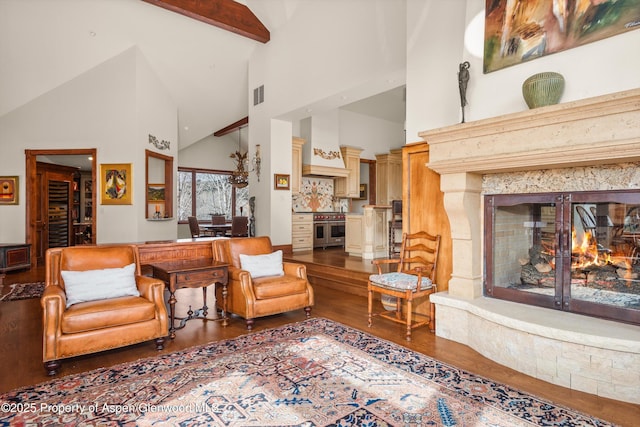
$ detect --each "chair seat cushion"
[61,296,156,334]
[369,272,433,291]
[252,275,308,299]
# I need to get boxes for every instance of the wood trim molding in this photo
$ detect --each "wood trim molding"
[214,116,249,137]
[141,0,270,43]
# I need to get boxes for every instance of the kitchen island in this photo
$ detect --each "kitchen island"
[345,205,391,259]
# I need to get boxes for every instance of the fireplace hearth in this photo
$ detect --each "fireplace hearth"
[485,190,640,325]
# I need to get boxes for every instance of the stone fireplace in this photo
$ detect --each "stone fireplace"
[419,88,640,404]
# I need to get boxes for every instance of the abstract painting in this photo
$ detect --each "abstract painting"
[100,163,132,205]
[484,0,640,73]
[0,176,18,205]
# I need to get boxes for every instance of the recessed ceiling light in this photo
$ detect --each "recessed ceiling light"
[89,31,96,37]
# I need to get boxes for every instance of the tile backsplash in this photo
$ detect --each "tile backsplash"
[292,177,348,212]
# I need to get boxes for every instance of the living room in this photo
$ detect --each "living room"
[1,0,639,425]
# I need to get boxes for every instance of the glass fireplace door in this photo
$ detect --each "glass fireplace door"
[485,193,563,309]
[485,191,640,325]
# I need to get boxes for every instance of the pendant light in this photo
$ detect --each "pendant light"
[228,126,249,188]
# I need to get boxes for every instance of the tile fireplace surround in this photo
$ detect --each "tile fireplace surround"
[421,88,640,404]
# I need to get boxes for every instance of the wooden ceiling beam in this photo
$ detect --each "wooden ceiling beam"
[142,0,270,43]
[214,116,248,137]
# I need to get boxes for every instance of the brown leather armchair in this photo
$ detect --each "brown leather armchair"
[213,236,314,330]
[42,245,168,375]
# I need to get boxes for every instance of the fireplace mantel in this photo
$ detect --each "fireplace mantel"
[423,88,640,174]
[419,88,640,300]
[417,88,640,404]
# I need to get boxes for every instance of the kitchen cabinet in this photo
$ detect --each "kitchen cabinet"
[334,146,362,198]
[345,214,363,256]
[291,213,313,252]
[291,137,305,194]
[376,148,402,205]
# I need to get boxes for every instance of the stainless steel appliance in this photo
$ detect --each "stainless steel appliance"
[313,212,346,249]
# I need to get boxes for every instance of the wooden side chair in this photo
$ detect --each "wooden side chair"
[368,231,440,341]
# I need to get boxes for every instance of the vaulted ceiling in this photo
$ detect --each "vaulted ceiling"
[0,0,289,150]
[1,0,404,152]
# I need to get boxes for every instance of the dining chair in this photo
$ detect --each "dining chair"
[188,216,214,238]
[229,216,249,237]
[210,215,227,236]
[368,231,440,341]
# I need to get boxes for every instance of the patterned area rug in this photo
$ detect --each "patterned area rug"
[0,282,44,301]
[0,318,613,426]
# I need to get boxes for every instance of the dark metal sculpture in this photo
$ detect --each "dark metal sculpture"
[249,196,256,237]
[458,61,470,123]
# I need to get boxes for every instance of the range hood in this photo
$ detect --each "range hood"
[300,112,348,178]
[301,164,349,178]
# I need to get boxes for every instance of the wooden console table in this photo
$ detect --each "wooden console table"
[150,258,229,339]
[0,243,31,285]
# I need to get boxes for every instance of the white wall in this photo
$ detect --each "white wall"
[248,0,407,241]
[406,0,640,141]
[405,0,467,143]
[177,134,238,171]
[339,110,405,160]
[0,47,178,244]
[135,49,179,242]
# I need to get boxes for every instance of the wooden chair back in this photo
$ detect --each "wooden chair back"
[397,231,440,283]
[187,216,201,237]
[211,215,226,225]
[230,216,249,237]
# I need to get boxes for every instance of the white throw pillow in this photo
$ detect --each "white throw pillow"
[239,250,284,278]
[61,263,140,308]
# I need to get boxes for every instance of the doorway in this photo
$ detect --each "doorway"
[25,149,96,266]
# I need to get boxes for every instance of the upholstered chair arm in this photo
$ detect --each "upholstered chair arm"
[135,276,168,328]
[41,285,66,361]
[229,267,257,300]
[136,275,165,301]
[283,262,307,279]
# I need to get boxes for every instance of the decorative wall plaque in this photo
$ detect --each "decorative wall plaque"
[148,134,171,150]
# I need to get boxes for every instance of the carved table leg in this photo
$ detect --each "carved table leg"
[168,290,177,339]
[221,282,229,326]
[202,286,208,318]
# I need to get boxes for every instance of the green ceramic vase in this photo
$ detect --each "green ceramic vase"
[522,72,565,109]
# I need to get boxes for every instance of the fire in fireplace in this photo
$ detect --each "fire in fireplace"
[484,190,640,325]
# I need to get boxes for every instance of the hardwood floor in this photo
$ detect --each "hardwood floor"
[1,251,638,425]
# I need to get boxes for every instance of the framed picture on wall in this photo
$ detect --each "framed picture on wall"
[274,174,290,190]
[100,163,132,205]
[147,184,165,201]
[0,176,19,205]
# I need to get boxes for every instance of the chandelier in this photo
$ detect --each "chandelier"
[229,126,249,188]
